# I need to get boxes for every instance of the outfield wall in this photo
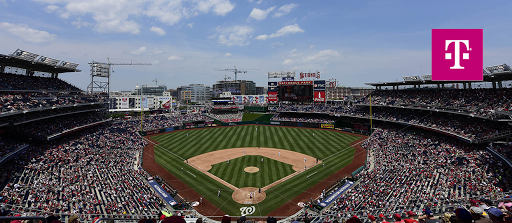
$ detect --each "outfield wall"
[139,121,369,136]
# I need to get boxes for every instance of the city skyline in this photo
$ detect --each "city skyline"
[1,0,512,91]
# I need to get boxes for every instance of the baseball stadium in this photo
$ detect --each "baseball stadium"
[2,1,512,223]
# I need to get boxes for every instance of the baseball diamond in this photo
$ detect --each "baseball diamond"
[146,125,363,216]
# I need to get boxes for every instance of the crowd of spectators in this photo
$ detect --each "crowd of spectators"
[271,113,337,123]
[10,113,107,139]
[494,144,512,164]
[119,113,211,131]
[340,107,512,140]
[0,92,105,114]
[357,88,512,116]
[208,111,242,122]
[272,104,512,141]
[276,104,333,113]
[0,137,27,160]
[0,73,81,91]
[0,124,166,220]
[322,125,512,219]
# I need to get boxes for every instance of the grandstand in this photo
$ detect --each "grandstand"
[1,48,512,223]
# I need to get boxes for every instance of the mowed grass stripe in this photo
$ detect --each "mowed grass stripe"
[150,125,362,215]
[216,127,237,150]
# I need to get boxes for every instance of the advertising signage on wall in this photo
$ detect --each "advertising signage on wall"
[313,80,326,91]
[278,81,313,86]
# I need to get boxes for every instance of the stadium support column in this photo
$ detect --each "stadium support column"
[369,94,373,134]
[492,82,497,89]
[0,65,4,74]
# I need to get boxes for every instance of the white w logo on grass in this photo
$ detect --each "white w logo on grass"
[240,206,256,216]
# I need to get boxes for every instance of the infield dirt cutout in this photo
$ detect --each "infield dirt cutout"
[185,147,322,204]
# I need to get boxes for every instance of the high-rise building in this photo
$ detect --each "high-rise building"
[134,85,167,96]
[212,80,256,97]
[177,84,212,103]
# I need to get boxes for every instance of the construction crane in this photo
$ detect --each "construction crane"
[215,66,259,81]
[87,58,151,95]
[152,79,159,85]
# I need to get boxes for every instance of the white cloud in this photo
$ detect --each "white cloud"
[71,17,92,29]
[282,59,293,65]
[0,22,56,43]
[130,47,147,55]
[303,49,340,62]
[255,24,304,40]
[44,5,59,13]
[273,3,298,17]
[152,60,160,65]
[151,49,163,55]
[248,6,276,21]
[214,25,254,46]
[0,0,8,7]
[290,49,297,53]
[167,55,183,61]
[255,34,268,40]
[36,0,235,34]
[224,53,232,57]
[309,45,314,49]
[187,23,194,28]
[256,0,262,4]
[150,26,166,36]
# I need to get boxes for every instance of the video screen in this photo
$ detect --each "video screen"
[278,85,313,102]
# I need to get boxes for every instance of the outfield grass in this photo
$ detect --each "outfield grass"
[209,155,295,188]
[151,125,360,216]
[252,114,275,122]
[242,113,264,121]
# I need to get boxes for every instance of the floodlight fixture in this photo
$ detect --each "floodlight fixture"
[59,61,79,69]
[37,56,60,66]
[11,49,39,61]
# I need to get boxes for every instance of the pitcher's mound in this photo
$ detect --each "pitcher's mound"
[244,166,259,173]
[232,187,266,204]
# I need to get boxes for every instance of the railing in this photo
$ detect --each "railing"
[46,118,112,140]
[0,101,107,118]
[0,144,29,164]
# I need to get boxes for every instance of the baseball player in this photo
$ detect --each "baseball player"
[304,157,307,163]
[217,189,220,197]
[181,167,183,173]
[278,152,280,156]
[261,158,263,163]
[227,158,229,163]
[200,197,203,205]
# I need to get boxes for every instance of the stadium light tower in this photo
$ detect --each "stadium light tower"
[87,58,151,95]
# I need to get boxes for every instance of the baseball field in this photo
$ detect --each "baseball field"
[147,125,363,216]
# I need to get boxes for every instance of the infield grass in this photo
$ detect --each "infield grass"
[209,155,295,188]
[150,125,361,216]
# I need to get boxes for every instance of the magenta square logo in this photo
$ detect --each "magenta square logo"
[432,29,483,81]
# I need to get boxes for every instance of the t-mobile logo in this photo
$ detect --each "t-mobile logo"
[445,40,470,69]
[432,29,483,81]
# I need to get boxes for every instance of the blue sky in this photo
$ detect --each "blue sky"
[1,0,511,91]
